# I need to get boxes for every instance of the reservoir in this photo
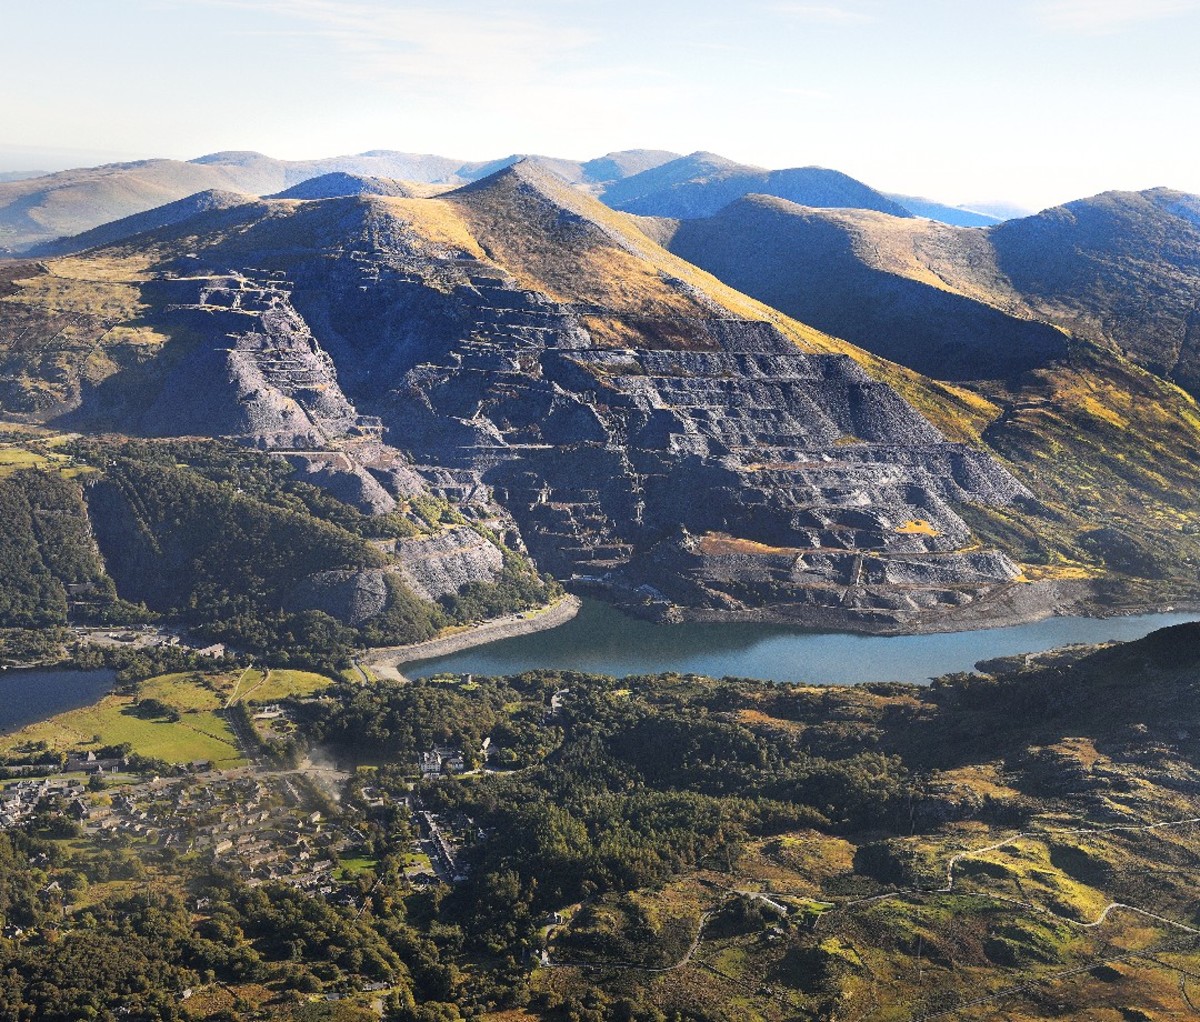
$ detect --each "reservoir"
[404,599,1200,686]
[0,668,116,735]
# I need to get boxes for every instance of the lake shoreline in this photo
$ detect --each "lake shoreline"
[668,581,1200,636]
[397,597,1200,687]
[364,594,583,680]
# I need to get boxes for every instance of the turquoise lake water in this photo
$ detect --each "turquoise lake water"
[403,599,1200,686]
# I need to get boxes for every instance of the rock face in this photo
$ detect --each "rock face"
[394,528,506,602]
[126,274,368,448]
[187,168,1028,628]
[374,291,1027,624]
[18,164,1046,629]
[285,569,391,626]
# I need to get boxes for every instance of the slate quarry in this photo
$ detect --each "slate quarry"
[15,164,1042,629]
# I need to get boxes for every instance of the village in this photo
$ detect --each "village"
[0,722,522,901]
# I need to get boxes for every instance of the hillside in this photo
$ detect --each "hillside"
[990,188,1200,396]
[666,194,1067,380]
[28,189,262,257]
[268,173,433,201]
[668,187,1200,400]
[886,192,1004,226]
[0,162,1056,632]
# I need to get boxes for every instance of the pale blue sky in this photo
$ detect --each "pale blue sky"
[3,0,1199,209]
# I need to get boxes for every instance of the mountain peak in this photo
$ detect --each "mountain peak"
[189,150,272,166]
[269,172,419,200]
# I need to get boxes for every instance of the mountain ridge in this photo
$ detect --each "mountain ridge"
[0,164,1049,632]
[0,146,1035,253]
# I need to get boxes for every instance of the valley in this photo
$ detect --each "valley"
[3,137,1200,1022]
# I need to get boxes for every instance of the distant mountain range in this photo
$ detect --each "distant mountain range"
[0,147,1028,253]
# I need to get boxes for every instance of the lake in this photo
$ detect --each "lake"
[403,599,1200,686]
[0,668,116,735]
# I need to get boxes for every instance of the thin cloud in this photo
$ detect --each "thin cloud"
[769,4,875,25]
[180,0,596,93]
[1033,0,1200,31]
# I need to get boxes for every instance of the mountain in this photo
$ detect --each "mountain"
[969,198,1035,220]
[885,192,1002,226]
[662,188,1200,596]
[465,149,680,191]
[989,187,1200,395]
[667,186,1200,393]
[665,194,1068,380]
[28,189,262,257]
[0,162,1054,632]
[6,166,1200,631]
[598,150,913,218]
[268,173,430,200]
[0,149,681,253]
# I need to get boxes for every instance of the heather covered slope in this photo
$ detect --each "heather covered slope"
[0,162,1044,630]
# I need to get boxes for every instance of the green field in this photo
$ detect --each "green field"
[338,855,378,880]
[0,673,245,768]
[0,436,95,479]
[138,672,224,711]
[234,668,335,704]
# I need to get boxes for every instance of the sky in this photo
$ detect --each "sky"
[3,0,1199,210]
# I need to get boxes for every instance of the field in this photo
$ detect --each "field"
[225,667,335,705]
[0,430,95,479]
[0,672,244,767]
[0,668,339,771]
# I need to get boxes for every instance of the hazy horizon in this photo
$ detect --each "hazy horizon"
[5,0,1200,210]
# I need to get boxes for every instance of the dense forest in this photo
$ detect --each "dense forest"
[0,469,132,629]
[0,440,557,665]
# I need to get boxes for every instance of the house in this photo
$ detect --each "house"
[253,705,286,720]
[419,746,466,778]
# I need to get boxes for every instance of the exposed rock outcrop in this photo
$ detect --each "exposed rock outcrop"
[394,528,506,602]
[285,568,391,625]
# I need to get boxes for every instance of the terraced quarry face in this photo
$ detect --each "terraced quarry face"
[0,163,1052,630]
[4,161,1199,630]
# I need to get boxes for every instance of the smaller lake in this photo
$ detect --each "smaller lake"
[404,600,1200,686]
[0,668,116,735]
